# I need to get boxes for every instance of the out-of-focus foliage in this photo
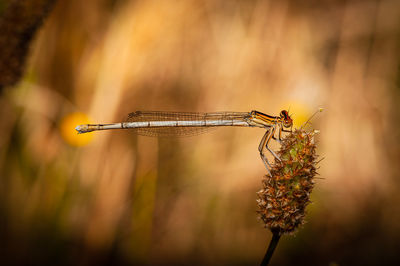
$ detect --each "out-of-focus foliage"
[0,0,399,265]
[0,0,57,89]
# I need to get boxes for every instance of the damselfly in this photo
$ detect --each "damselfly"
[75,110,293,174]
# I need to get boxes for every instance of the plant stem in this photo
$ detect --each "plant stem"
[260,229,281,266]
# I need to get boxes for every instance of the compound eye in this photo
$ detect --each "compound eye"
[281,110,289,119]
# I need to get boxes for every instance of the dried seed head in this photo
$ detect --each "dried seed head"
[257,129,319,234]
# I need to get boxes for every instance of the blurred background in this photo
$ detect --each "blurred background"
[0,0,399,265]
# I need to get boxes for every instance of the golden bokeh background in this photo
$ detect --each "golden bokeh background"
[1,0,400,265]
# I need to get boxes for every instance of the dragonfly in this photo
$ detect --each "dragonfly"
[75,110,293,174]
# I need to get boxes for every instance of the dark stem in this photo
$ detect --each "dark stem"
[260,229,281,266]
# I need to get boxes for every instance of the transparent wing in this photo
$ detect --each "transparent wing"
[126,111,250,137]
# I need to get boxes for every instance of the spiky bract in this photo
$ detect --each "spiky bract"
[257,129,318,234]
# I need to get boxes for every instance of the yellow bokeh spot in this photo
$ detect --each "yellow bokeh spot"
[282,102,313,128]
[60,112,93,146]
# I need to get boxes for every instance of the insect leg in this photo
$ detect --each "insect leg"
[258,130,273,176]
[272,124,282,143]
[265,125,281,162]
